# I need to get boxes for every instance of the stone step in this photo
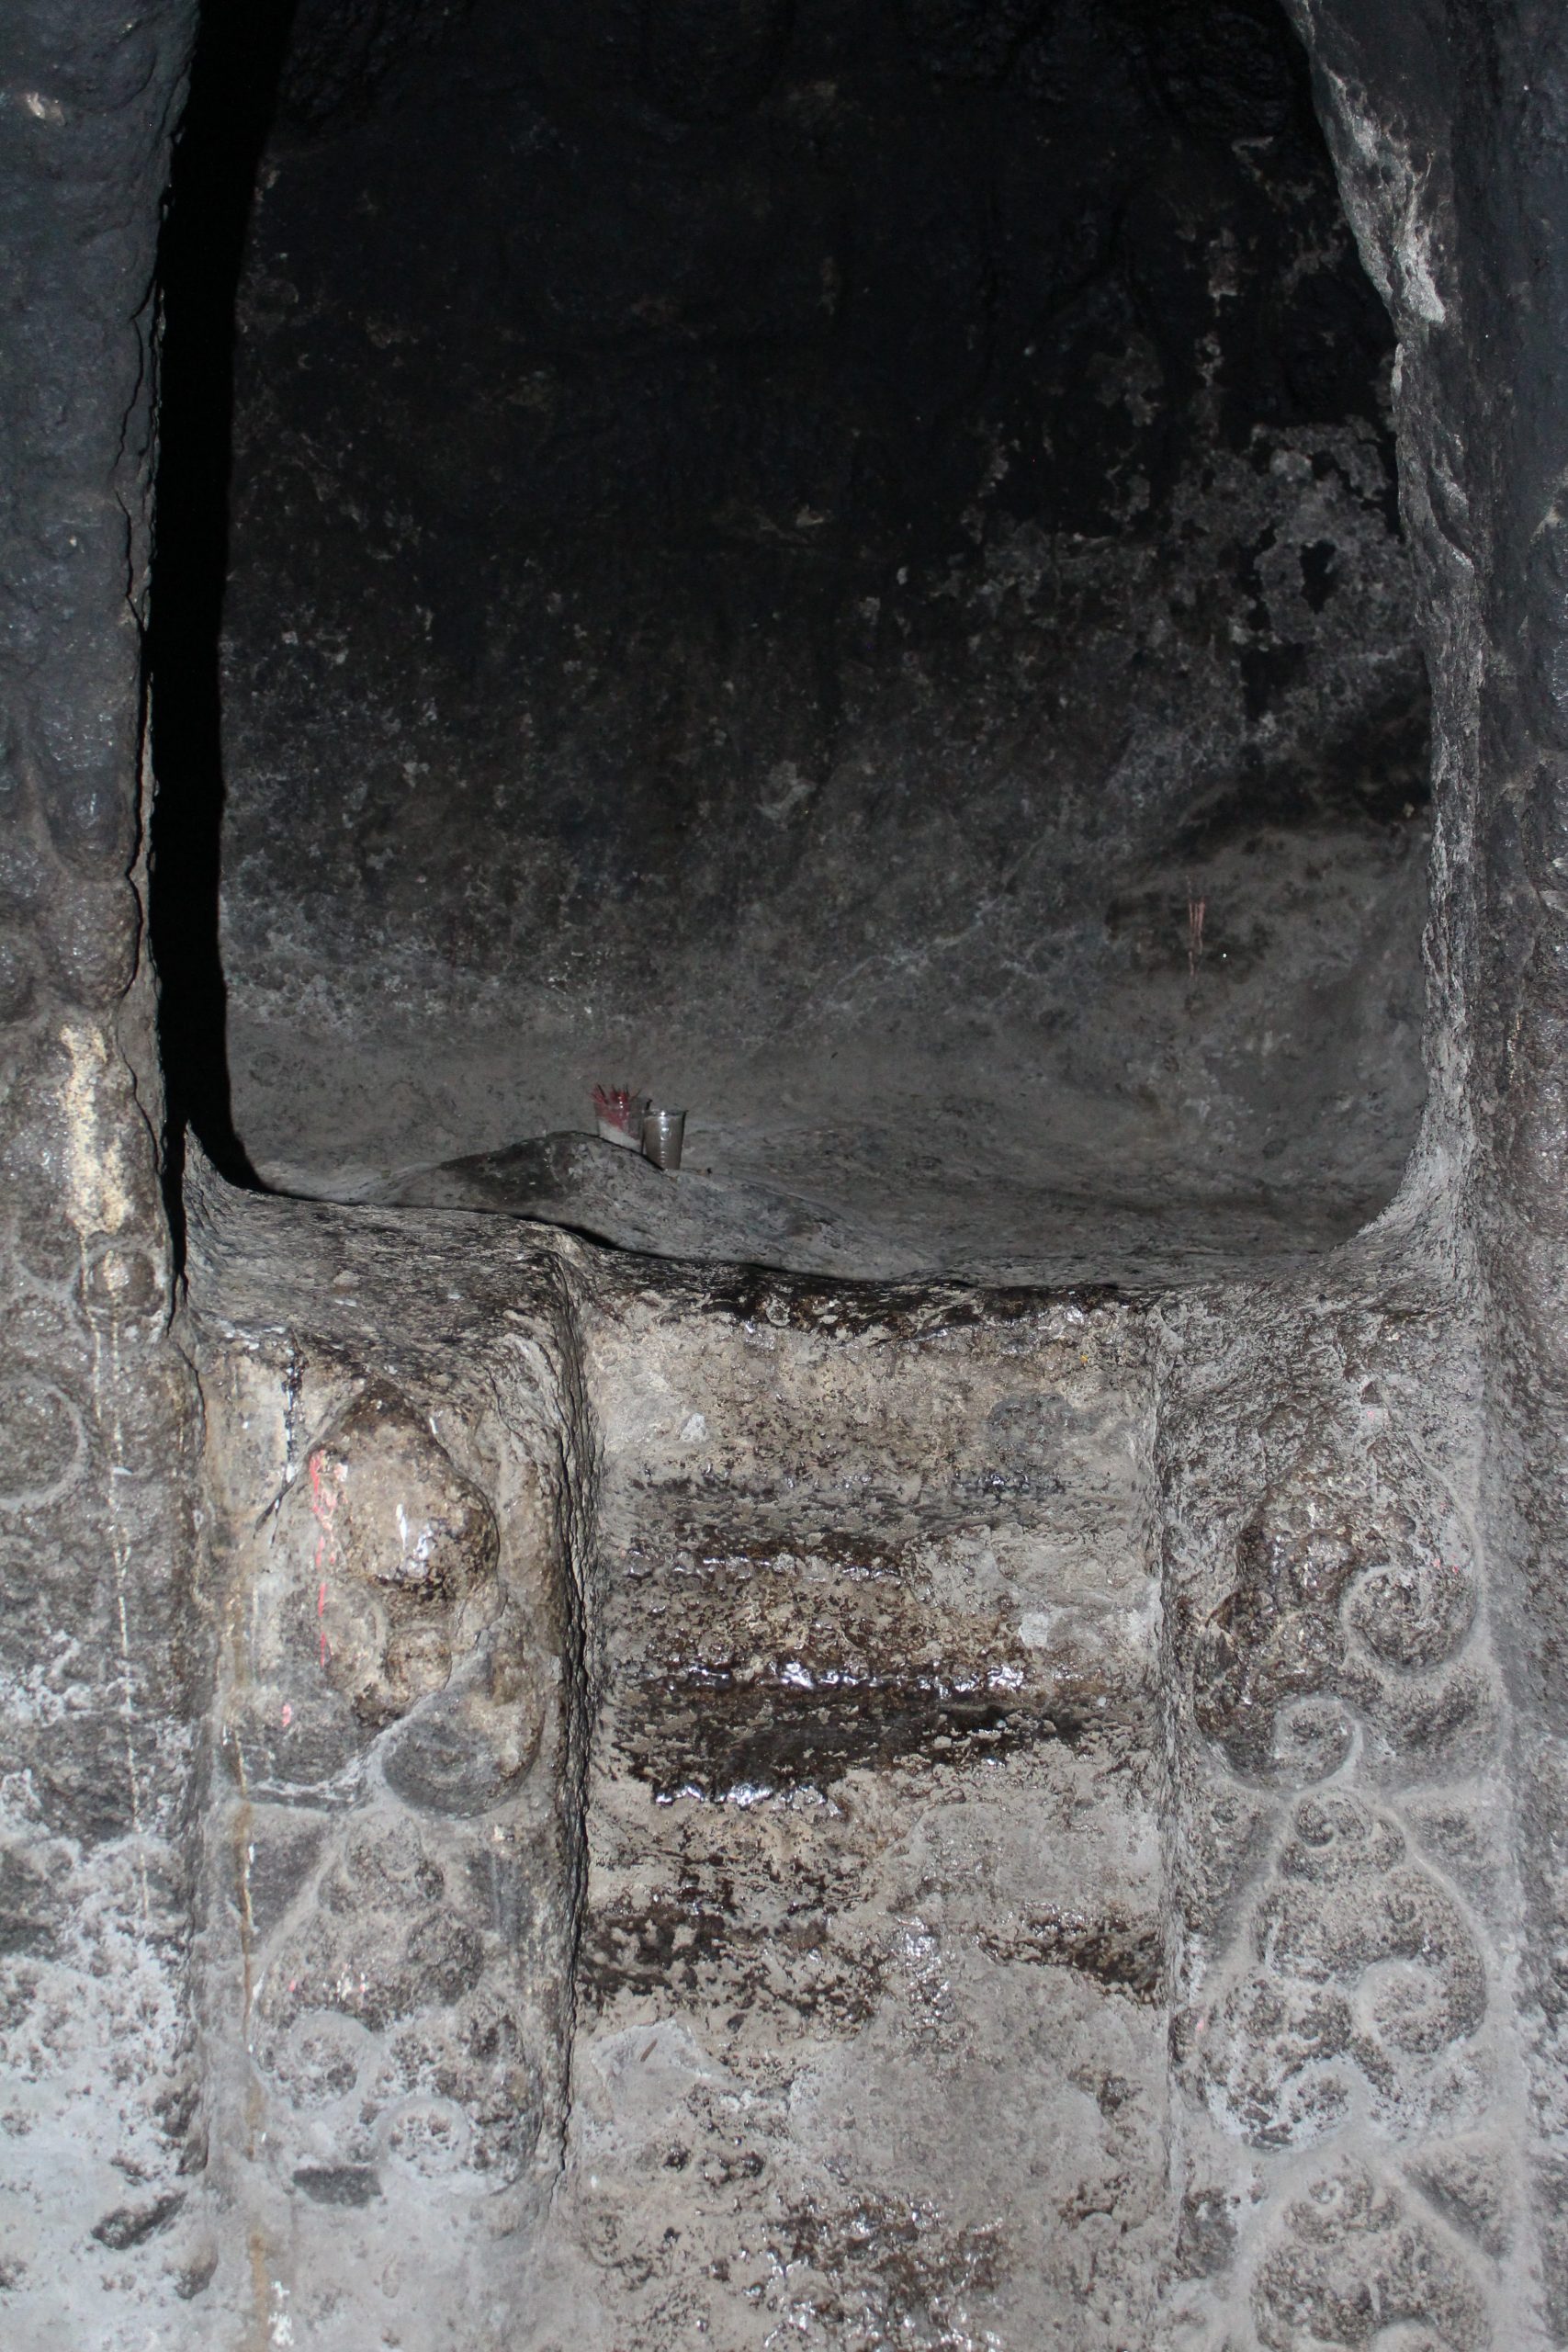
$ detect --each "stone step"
[551,1259,1170,2347]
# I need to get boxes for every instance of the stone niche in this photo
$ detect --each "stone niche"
[167,0,1433,1286]
[6,0,1567,2349]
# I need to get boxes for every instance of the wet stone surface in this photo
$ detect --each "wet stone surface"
[177,1171,1536,2347]
[545,1252,1168,2347]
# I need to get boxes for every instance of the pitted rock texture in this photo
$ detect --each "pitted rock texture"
[1199,1791,1489,2148]
[7,0,1568,2342]
[1192,1443,1483,1782]
[550,1257,1166,2346]
[1252,2160,1491,2352]
[1158,1268,1517,2349]
[1277,0,1568,2321]
[0,5,204,2345]
[202,0,1431,1276]
[177,1169,1543,2348]
[185,1176,593,2345]
[181,1176,1177,2346]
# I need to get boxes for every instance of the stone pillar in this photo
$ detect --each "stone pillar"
[0,4,203,2340]
[1157,1271,1517,2346]
[182,1175,594,2349]
[1288,2,1568,2338]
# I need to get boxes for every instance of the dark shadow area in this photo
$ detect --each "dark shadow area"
[147,0,299,1201]
[188,0,1432,1283]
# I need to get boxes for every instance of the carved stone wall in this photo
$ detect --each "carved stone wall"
[184,1178,594,2344]
[175,1164,1549,2348]
[5,1,1568,2346]
[0,6,204,2343]
[1158,1265,1521,2347]
[177,1173,1552,2347]
[182,1182,1171,2346]
[1285,0,1568,2327]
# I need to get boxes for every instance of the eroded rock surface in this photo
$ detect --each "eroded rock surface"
[6,0,1568,2344]
[1160,1272,1519,2349]
[169,1166,1528,2349]
[182,1177,1172,2344]
[211,0,1430,1272]
[550,1258,1165,2345]
[182,1179,592,2341]
[0,5,206,2343]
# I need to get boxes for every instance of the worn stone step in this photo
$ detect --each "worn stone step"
[547,1255,1169,2347]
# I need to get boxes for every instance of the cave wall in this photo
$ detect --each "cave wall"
[1286,0,1568,2325]
[0,0,207,2335]
[4,0,1568,2346]
[213,0,1432,1239]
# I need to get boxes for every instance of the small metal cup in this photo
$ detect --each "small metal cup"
[641,1108,686,1170]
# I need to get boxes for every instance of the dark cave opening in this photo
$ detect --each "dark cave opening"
[152,0,1431,1283]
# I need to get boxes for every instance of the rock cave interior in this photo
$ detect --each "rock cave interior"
[18,1,1568,2343]
[152,0,1432,1285]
